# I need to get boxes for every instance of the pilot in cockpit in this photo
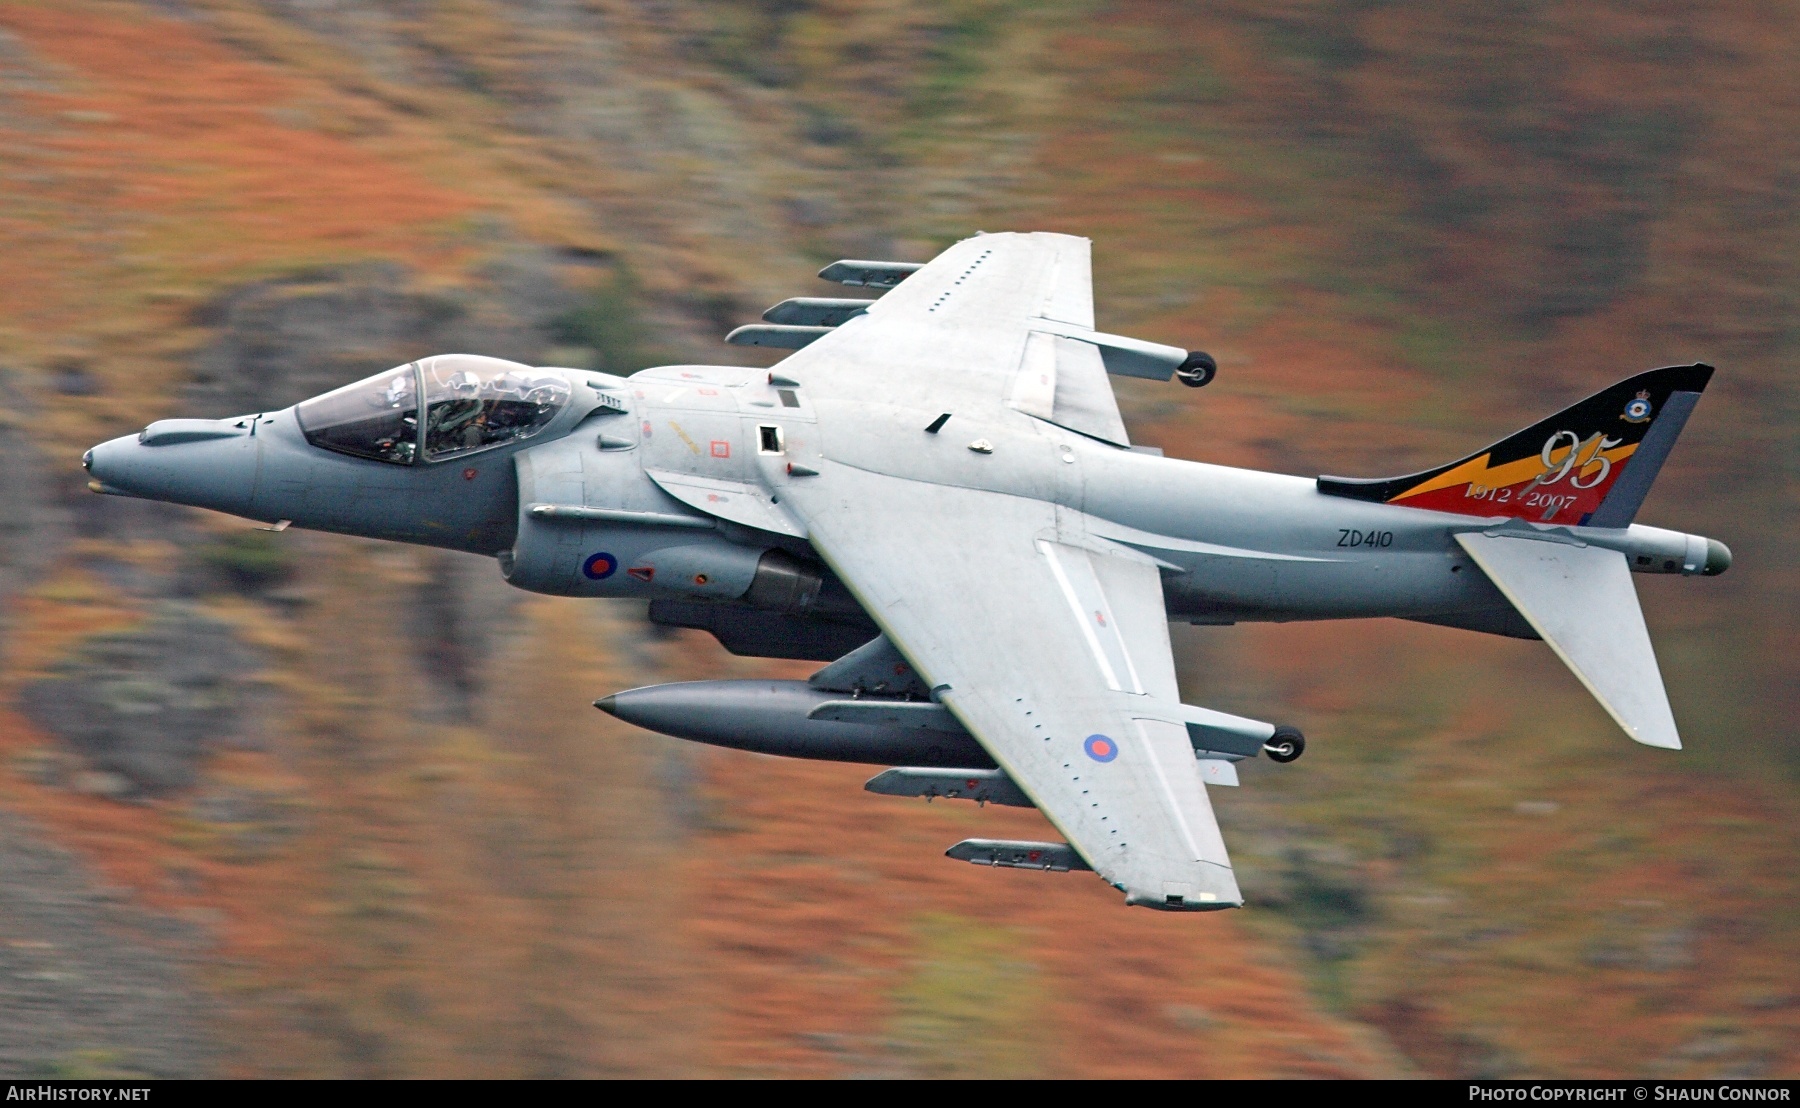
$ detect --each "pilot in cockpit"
[462,410,490,451]
[296,355,568,466]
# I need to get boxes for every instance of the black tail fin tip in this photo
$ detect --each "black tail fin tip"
[1318,364,1713,528]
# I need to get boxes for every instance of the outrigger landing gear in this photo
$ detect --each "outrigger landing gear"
[1263,725,1306,763]
[1176,350,1218,388]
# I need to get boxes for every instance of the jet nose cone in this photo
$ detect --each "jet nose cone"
[594,695,619,717]
[84,420,259,515]
[83,435,140,493]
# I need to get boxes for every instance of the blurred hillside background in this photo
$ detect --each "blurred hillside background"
[0,0,1793,1078]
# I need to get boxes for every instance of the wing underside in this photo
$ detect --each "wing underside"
[764,232,1237,908]
[781,464,1242,910]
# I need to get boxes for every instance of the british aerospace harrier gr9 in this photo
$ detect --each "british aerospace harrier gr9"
[84,233,1729,912]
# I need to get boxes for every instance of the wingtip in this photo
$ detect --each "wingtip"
[1124,892,1243,912]
[1624,719,1682,750]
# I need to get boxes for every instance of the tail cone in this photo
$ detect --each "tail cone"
[1703,539,1732,576]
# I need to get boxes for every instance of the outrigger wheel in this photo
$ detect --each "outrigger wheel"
[1263,725,1306,763]
[1176,350,1217,388]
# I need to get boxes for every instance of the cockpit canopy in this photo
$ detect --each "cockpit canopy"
[295,355,571,465]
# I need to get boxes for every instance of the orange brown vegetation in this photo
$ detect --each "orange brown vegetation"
[683,752,1398,1077]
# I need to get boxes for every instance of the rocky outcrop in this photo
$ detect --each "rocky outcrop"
[0,809,217,1078]
[0,369,71,644]
[19,604,261,795]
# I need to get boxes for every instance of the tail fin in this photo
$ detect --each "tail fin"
[1319,364,1713,527]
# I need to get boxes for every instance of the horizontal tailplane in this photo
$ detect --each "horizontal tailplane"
[1455,532,1680,749]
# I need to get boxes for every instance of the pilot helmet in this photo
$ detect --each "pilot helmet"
[380,373,415,408]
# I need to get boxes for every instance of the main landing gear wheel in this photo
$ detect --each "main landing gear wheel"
[1176,350,1217,388]
[1263,725,1306,763]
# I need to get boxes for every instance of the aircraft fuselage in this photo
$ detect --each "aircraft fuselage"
[84,360,1715,645]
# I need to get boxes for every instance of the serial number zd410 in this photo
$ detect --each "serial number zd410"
[1338,529,1394,548]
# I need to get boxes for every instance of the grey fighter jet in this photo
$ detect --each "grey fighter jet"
[85,232,1729,912]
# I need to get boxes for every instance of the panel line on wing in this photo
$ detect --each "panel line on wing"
[1036,540,1143,694]
[1039,540,1121,690]
[1135,719,1204,861]
[1110,590,1145,694]
[1008,331,1058,419]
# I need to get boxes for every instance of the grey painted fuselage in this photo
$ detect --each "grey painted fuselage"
[84,360,1701,637]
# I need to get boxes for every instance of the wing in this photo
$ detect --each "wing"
[785,232,1133,446]
[780,465,1244,910]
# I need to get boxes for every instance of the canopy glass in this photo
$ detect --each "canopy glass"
[296,355,571,465]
